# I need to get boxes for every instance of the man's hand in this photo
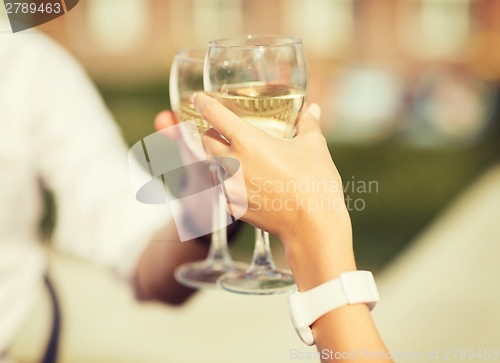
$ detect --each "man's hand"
[133,110,242,305]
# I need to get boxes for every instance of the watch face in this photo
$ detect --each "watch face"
[288,291,315,346]
[297,326,315,346]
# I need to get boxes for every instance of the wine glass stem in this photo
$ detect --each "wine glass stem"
[206,171,233,265]
[249,228,276,271]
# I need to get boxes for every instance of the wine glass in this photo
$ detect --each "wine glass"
[169,48,247,289]
[204,35,308,294]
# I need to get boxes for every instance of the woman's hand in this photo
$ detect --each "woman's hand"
[193,93,356,290]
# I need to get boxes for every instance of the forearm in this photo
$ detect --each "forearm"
[283,210,392,363]
[134,221,209,305]
[313,305,392,363]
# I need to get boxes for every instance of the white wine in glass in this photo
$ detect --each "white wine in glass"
[210,82,306,138]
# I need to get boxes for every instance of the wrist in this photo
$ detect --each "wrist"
[286,246,357,292]
[279,192,349,245]
[281,208,356,291]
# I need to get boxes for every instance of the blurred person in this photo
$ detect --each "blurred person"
[0,17,222,363]
[156,93,394,363]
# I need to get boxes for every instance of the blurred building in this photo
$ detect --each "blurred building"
[34,0,500,144]
[36,1,500,76]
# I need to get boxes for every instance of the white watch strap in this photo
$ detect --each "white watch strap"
[288,271,380,345]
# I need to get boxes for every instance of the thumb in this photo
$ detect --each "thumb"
[154,110,181,139]
[296,103,322,135]
[154,110,177,130]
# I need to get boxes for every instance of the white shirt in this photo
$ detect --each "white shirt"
[0,18,170,354]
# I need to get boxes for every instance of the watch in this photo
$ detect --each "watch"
[288,270,380,346]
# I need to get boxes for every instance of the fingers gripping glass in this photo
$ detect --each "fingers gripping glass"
[205,35,308,294]
[169,48,247,289]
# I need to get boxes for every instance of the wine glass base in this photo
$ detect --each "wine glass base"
[218,268,297,295]
[175,260,248,290]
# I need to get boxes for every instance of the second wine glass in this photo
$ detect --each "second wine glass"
[169,48,247,289]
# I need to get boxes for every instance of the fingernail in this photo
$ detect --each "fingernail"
[191,92,198,104]
[308,103,321,119]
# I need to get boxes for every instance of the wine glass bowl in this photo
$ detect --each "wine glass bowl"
[205,35,307,139]
[169,48,208,126]
[169,48,210,161]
